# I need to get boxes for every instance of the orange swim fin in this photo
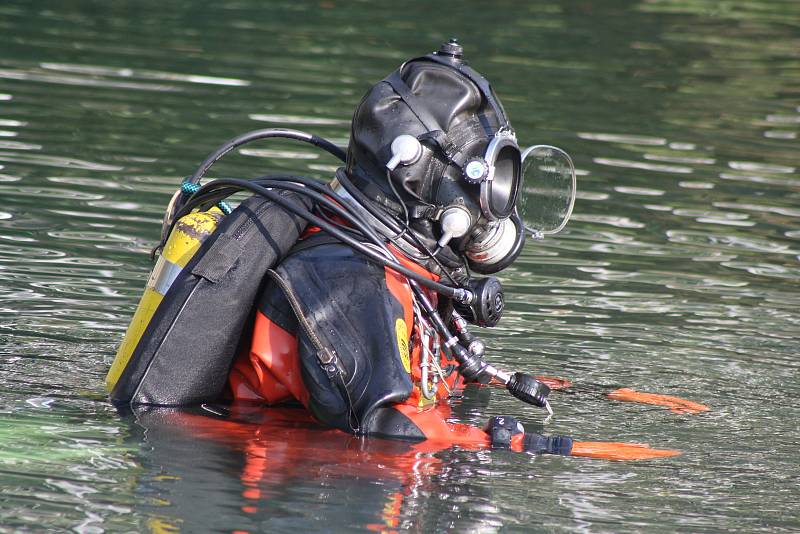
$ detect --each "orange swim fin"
[570,441,681,461]
[535,376,572,390]
[515,432,680,461]
[607,388,710,414]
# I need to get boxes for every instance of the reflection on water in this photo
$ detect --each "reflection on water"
[1,0,799,532]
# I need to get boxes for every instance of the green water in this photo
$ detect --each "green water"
[1,0,798,532]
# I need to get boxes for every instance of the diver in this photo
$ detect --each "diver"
[106,40,597,454]
[226,39,558,447]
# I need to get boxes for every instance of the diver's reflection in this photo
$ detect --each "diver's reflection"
[130,404,497,533]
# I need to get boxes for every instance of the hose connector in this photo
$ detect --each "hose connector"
[506,372,550,408]
[451,287,475,304]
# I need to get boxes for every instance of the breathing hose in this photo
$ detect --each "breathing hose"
[182,126,458,286]
[187,128,347,185]
[176,174,397,259]
[189,178,393,259]
[175,177,473,302]
[335,171,460,285]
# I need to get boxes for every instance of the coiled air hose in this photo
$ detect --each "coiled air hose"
[171,176,473,302]
[187,128,346,185]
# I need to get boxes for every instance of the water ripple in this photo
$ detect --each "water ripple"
[569,214,646,229]
[249,113,350,126]
[39,62,250,87]
[0,67,180,92]
[1,1,798,532]
[0,153,122,171]
[0,185,104,201]
[666,230,799,255]
[578,133,667,146]
[593,158,693,174]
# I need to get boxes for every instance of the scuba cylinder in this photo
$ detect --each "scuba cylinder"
[110,192,313,407]
[106,208,223,392]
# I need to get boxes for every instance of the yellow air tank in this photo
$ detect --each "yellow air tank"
[106,208,223,391]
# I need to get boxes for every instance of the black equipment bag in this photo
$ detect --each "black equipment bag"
[111,192,312,406]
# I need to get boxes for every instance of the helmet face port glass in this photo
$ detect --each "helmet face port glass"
[487,143,521,218]
[478,134,522,220]
[517,145,576,235]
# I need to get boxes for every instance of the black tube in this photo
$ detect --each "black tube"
[178,173,462,288]
[188,176,384,245]
[335,171,460,286]
[183,174,336,215]
[188,128,346,185]
[192,168,459,287]
[178,178,468,300]
[173,175,330,227]
[192,178,389,253]
[184,175,370,236]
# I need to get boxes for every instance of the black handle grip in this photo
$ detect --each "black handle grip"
[523,433,573,455]
[506,372,550,408]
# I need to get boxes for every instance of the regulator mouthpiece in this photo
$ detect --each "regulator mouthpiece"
[465,218,517,268]
[452,276,504,327]
[445,324,553,416]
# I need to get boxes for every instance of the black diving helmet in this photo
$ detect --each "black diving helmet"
[345,39,575,274]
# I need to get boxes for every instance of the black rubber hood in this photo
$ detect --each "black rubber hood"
[345,51,508,217]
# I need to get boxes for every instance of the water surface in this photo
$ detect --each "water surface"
[1,1,799,532]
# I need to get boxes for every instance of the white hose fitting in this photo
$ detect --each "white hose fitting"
[386,134,423,171]
[437,205,472,249]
